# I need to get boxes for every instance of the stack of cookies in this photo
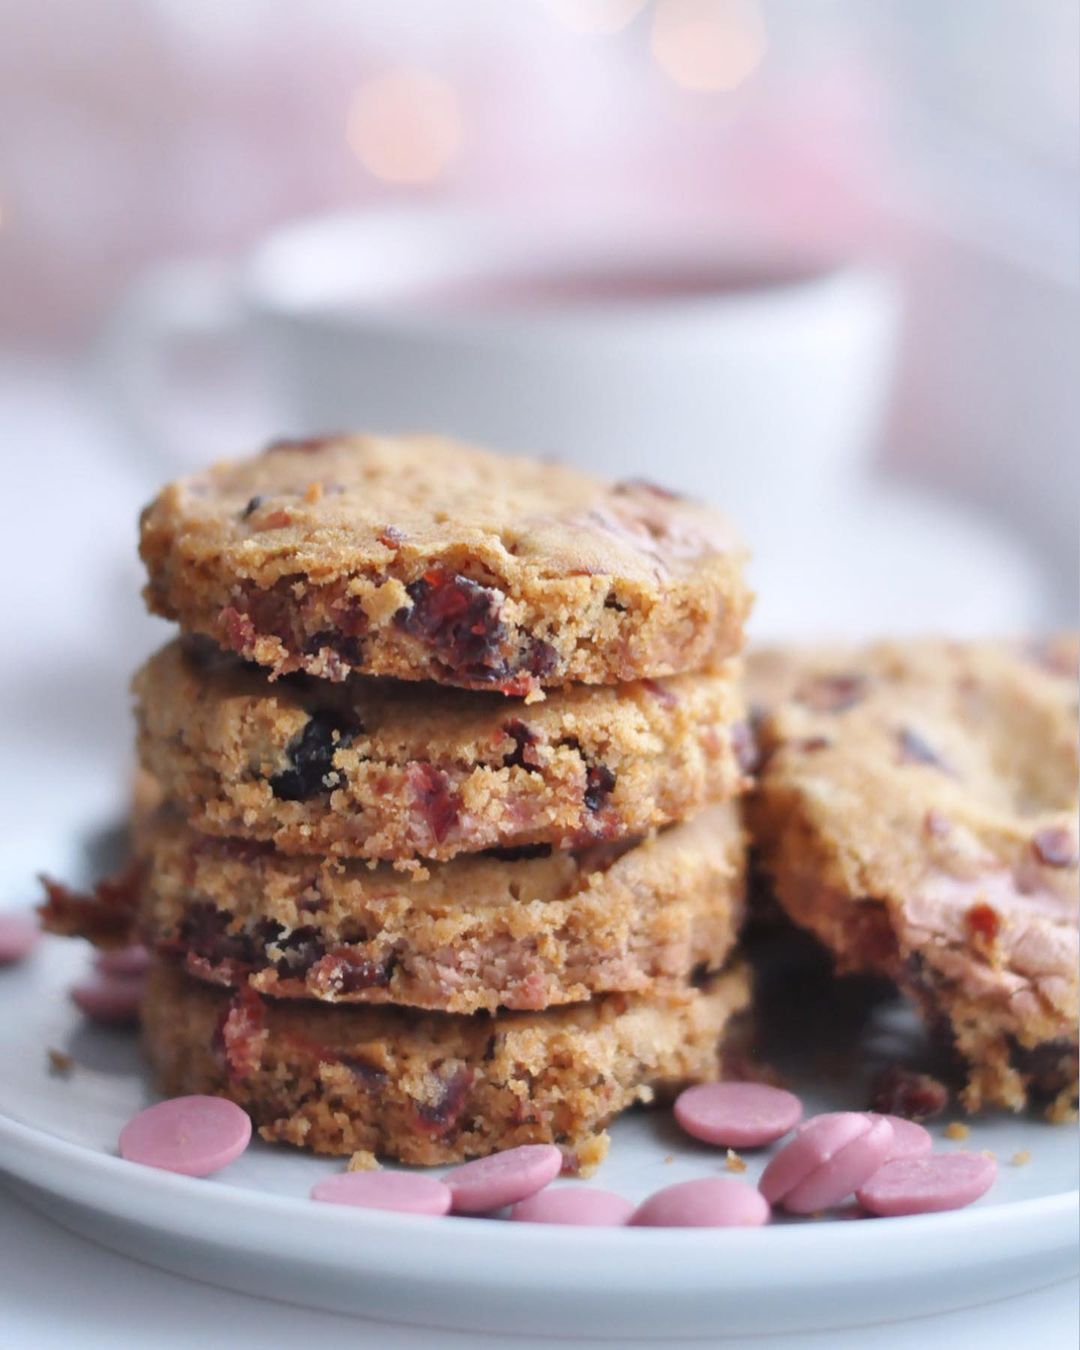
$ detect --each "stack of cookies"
[128,434,756,1165]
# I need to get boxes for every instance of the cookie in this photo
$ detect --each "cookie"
[140,803,745,1014]
[747,637,1079,1121]
[141,958,751,1164]
[134,638,748,863]
[139,435,751,694]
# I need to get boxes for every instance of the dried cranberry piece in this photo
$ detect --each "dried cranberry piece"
[414,1067,474,1135]
[1032,826,1078,868]
[38,862,143,948]
[796,673,867,713]
[898,726,948,770]
[308,950,392,996]
[584,763,616,812]
[965,902,1001,945]
[395,571,508,681]
[218,606,257,657]
[252,508,292,531]
[270,710,360,801]
[407,763,460,844]
[502,719,541,771]
[215,985,267,1081]
[869,1066,948,1121]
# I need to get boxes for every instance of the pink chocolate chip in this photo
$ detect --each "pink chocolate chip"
[760,1112,894,1214]
[0,912,39,965]
[95,944,151,977]
[857,1151,997,1217]
[119,1095,251,1176]
[510,1186,634,1226]
[875,1114,933,1162]
[311,1171,452,1215]
[631,1177,770,1228]
[674,1081,803,1148]
[70,973,144,1026]
[444,1144,563,1214]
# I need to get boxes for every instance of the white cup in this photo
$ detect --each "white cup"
[99,207,898,552]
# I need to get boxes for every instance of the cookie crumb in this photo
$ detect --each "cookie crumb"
[345,1149,380,1172]
[664,1154,674,1165]
[725,1148,747,1174]
[572,1132,610,1178]
[980,1149,997,1161]
[47,1047,74,1076]
[1011,1149,1031,1167]
[944,1122,970,1140]
[303,480,324,505]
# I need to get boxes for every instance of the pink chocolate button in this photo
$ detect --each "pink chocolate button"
[444,1144,563,1214]
[674,1081,803,1148]
[311,1171,452,1215]
[510,1186,634,1226]
[875,1114,933,1162]
[0,912,39,965]
[119,1095,251,1176]
[857,1151,997,1217]
[70,973,144,1026]
[95,944,151,977]
[631,1177,770,1228]
[761,1112,894,1214]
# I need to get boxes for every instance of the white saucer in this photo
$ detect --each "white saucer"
[0,931,1076,1340]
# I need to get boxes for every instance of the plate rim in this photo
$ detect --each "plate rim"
[3,1104,1077,1265]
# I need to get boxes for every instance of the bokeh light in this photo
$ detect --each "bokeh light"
[651,0,767,93]
[347,69,463,185]
[541,0,648,34]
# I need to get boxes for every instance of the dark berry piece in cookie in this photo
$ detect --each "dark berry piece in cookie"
[406,763,460,844]
[270,711,360,801]
[584,763,616,813]
[396,571,509,684]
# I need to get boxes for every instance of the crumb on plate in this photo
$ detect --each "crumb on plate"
[47,1047,74,1075]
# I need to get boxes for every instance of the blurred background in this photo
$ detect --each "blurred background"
[0,0,1076,870]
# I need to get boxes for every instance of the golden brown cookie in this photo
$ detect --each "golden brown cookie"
[139,435,751,694]
[134,638,748,863]
[142,958,751,1164]
[140,803,745,1014]
[747,637,1079,1121]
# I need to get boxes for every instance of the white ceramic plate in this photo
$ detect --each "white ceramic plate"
[1,926,1076,1341]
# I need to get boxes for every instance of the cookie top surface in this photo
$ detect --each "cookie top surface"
[134,638,747,863]
[139,435,750,691]
[749,636,1078,900]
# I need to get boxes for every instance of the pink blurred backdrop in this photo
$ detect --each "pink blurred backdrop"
[1,0,1076,606]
